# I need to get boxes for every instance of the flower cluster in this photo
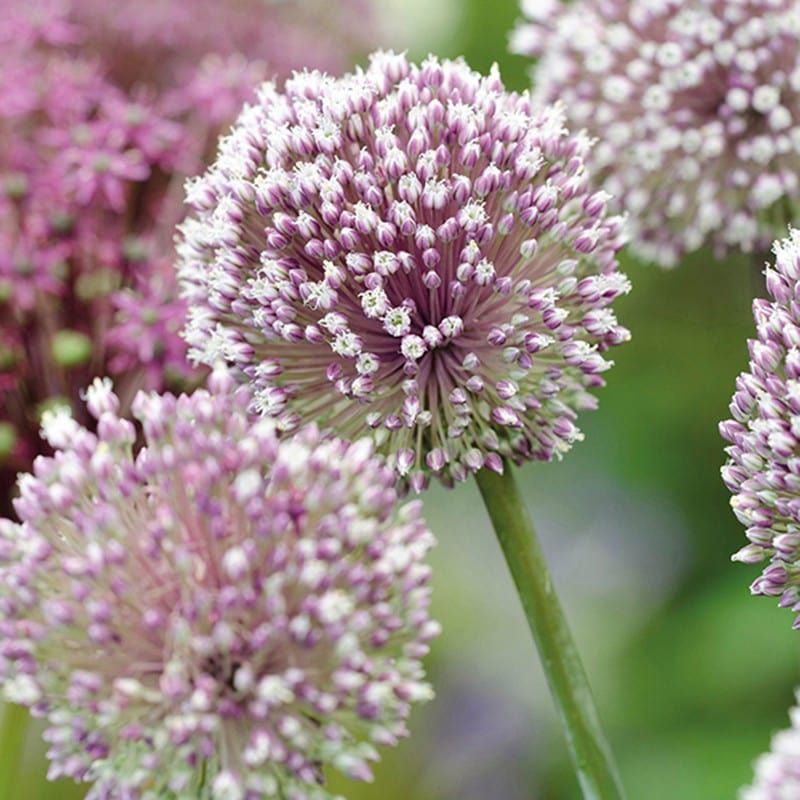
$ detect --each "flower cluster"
[5,0,372,94]
[721,228,800,625]
[741,689,800,799]
[0,0,374,515]
[177,51,630,490]
[512,0,800,267]
[0,369,438,799]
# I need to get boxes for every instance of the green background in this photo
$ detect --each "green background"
[5,1,799,798]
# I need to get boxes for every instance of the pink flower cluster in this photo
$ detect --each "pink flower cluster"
[0,369,438,799]
[0,0,374,515]
[177,52,630,490]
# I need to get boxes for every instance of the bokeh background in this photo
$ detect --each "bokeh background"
[4,0,800,798]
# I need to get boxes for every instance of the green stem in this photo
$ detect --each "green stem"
[0,702,28,798]
[475,463,625,800]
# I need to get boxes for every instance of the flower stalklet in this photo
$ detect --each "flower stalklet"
[512,0,800,266]
[721,228,800,625]
[0,369,438,799]
[0,0,376,514]
[741,690,800,799]
[178,51,630,491]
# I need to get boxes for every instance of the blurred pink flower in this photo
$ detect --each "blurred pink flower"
[742,689,800,799]
[0,0,377,514]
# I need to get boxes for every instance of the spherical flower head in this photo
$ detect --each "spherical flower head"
[0,368,439,799]
[178,52,630,490]
[720,228,800,626]
[741,689,800,799]
[512,0,800,267]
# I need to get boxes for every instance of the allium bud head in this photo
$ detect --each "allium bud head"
[178,51,630,489]
[0,371,438,799]
[721,228,800,628]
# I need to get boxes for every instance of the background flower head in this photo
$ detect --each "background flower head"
[512,0,800,267]
[741,689,800,799]
[721,228,800,625]
[0,0,376,515]
[178,51,630,491]
[0,368,438,799]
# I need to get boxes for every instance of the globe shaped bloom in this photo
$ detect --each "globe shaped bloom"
[0,368,438,799]
[741,690,800,799]
[0,0,376,515]
[177,52,630,490]
[511,0,800,267]
[721,228,800,625]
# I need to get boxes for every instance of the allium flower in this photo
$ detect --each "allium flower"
[741,690,800,799]
[177,52,630,490]
[721,228,800,624]
[0,0,376,514]
[511,0,800,267]
[0,368,438,799]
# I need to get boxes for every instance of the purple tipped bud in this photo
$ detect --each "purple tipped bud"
[721,229,800,629]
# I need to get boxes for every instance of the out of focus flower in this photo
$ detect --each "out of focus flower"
[66,0,375,93]
[512,0,800,267]
[4,0,373,91]
[0,368,438,799]
[741,689,800,799]
[0,0,376,515]
[177,51,630,491]
[721,228,800,625]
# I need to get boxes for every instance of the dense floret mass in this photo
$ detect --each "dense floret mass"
[512,0,800,266]
[0,370,438,799]
[178,52,630,490]
[721,228,800,625]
